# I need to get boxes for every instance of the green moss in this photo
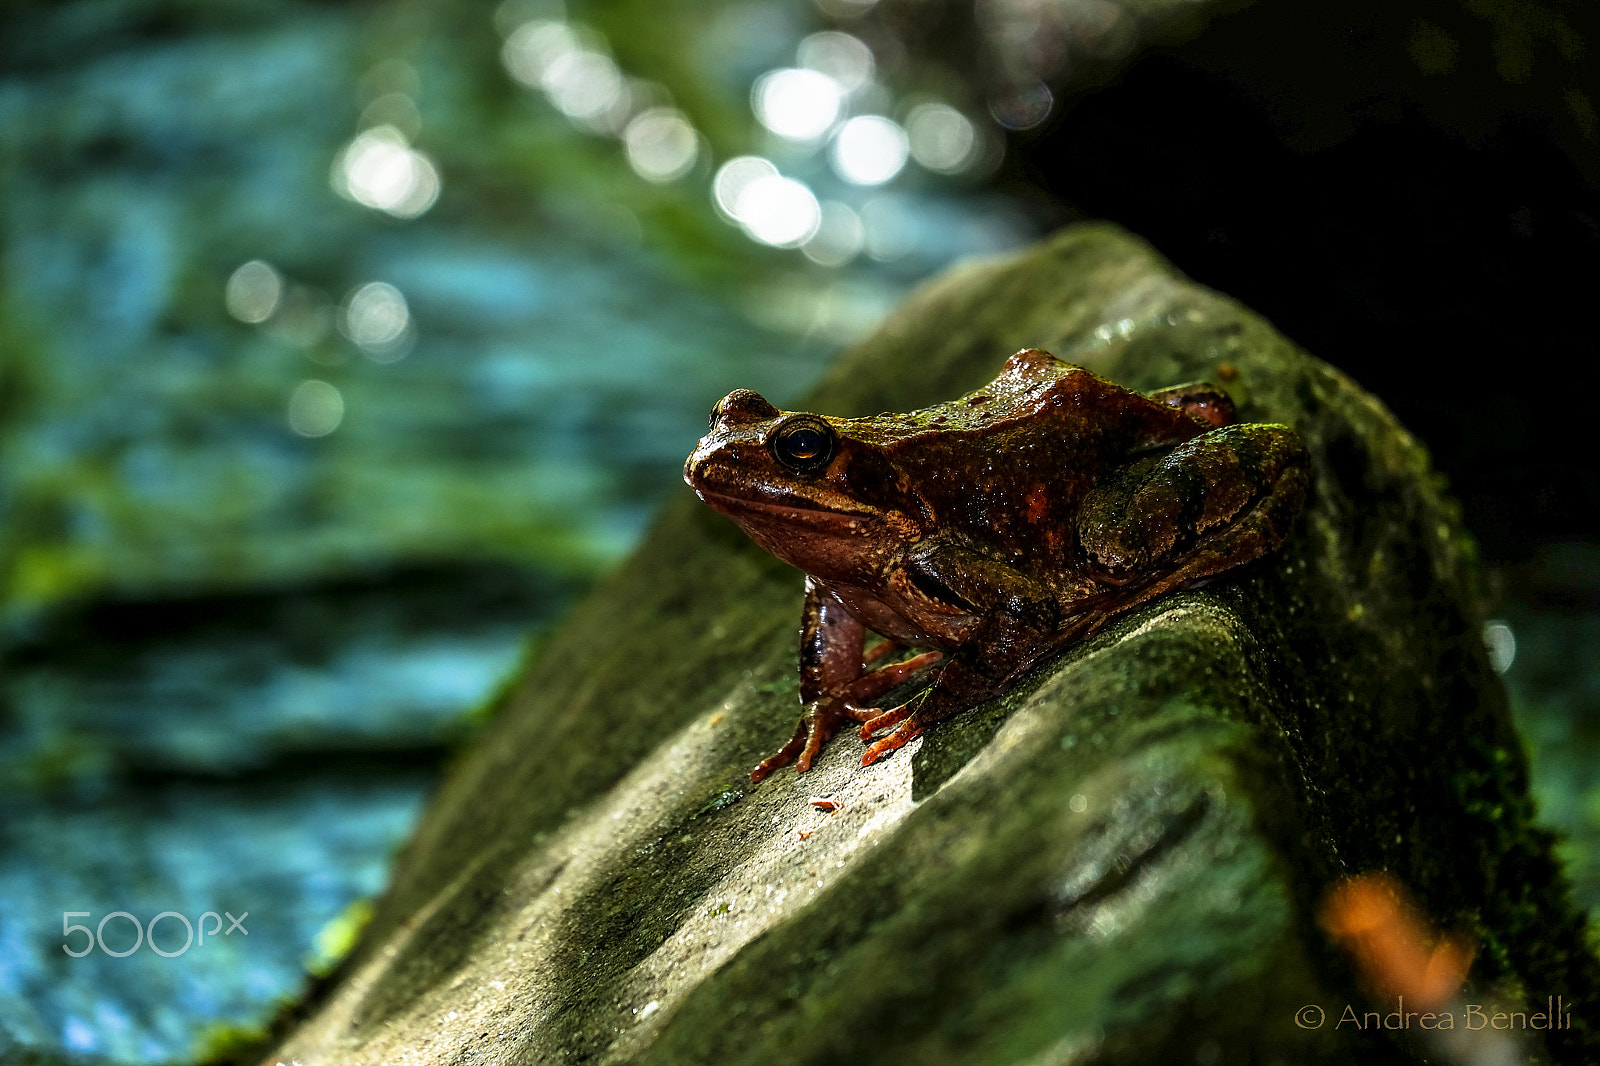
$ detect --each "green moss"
[308,899,376,977]
[192,1020,275,1066]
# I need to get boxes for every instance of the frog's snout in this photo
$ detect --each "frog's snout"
[683,441,716,490]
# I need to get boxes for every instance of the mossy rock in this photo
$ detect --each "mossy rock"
[266,225,1598,1064]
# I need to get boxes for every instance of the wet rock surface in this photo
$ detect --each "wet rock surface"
[266,225,1598,1064]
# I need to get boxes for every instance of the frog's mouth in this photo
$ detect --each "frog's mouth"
[693,487,878,526]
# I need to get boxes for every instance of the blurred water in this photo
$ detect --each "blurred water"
[0,777,429,1063]
[0,27,813,609]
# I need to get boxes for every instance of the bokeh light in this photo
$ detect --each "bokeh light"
[493,0,566,36]
[990,80,1054,130]
[287,380,345,438]
[333,125,441,218]
[714,157,822,247]
[502,19,631,134]
[906,102,978,174]
[225,260,284,324]
[830,115,909,185]
[734,175,822,247]
[340,282,412,362]
[797,32,874,93]
[623,108,699,182]
[359,93,422,140]
[813,0,880,17]
[265,286,334,349]
[713,156,779,222]
[542,48,628,130]
[360,57,421,102]
[803,201,865,266]
[501,20,582,88]
[1484,620,1517,674]
[752,68,844,142]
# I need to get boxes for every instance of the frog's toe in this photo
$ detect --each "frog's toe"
[750,718,811,783]
[755,698,859,782]
[858,703,913,740]
[861,720,923,766]
[796,718,834,773]
[839,701,880,724]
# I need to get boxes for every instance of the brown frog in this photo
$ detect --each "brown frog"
[683,348,1309,783]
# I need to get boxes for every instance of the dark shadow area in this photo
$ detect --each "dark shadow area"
[1009,23,1599,562]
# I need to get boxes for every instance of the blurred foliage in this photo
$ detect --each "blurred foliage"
[0,1,761,617]
[0,0,1035,625]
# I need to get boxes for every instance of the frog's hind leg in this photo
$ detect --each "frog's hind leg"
[1077,421,1309,590]
[1145,382,1235,428]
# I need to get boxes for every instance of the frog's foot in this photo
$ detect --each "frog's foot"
[750,718,810,784]
[857,658,983,764]
[751,700,842,783]
[749,651,940,783]
[860,639,904,668]
[751,693,869,783]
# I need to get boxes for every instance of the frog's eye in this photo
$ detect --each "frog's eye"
[770,416,836,475]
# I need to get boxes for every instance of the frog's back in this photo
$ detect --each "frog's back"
[860,357,1207,566]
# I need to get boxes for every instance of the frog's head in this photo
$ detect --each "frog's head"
[684,389,924,581]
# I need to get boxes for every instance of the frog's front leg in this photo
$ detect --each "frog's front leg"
[751,578,939,783]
